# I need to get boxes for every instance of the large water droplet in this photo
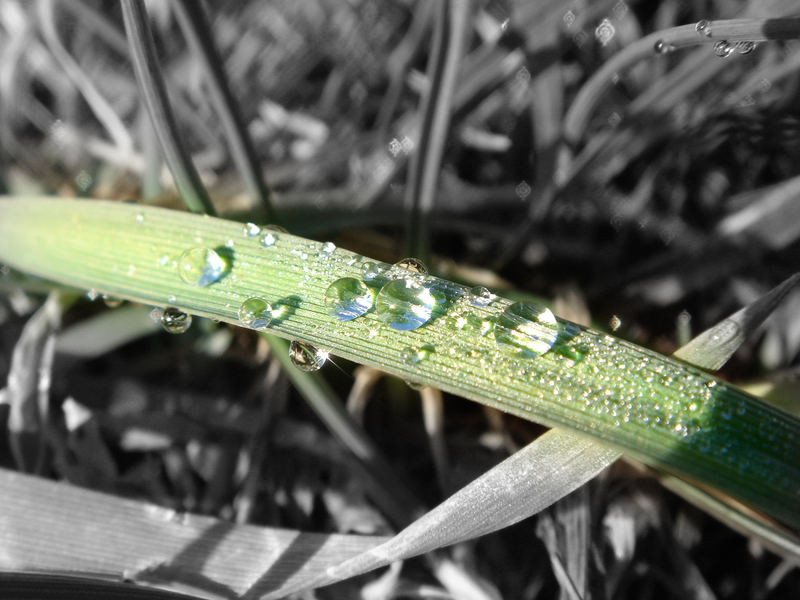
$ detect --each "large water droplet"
[376,279,436,331]
[160,307,192,334]
[238,297,273,330]
[394,257,428,275]
[178,247,225,287]
[324,277,373,321]
[289,341,328,372]
[494,302,559,357]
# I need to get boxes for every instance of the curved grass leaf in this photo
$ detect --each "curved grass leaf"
[0,197,798,530]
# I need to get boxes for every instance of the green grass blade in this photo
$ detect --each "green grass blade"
[0,197,798,529]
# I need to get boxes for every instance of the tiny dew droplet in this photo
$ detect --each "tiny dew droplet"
[178,247,225,287]
[376,279,436,331]
[135,213,144,224]
[242,222,260,237]
[289,341,328,372]
[401,345,433,366]
[734,40,756,55]
[321,241,336,254]
[260,233,276,247]
[468,286,494,307]
[394,257,428,275]
[263,224,288,233]
[324,277,373,321]
[494,302,559,358]
[609,315,622,331]
[238,297,273,330]
[160,307,192,334]
[86,289,99,301]
[405,380,426,391]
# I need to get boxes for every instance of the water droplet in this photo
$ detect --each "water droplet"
[242,222,260,237]
[654,39,674,54]
[713,40,734,58]
[178,247,225,287]
[376,279,436,331]
[494,302,559,358]
[135,213,144,225]
[86,289,99,301]
[468,286,495,307]
[324,277,374,321]
[405,380,425,391]
[401,345,433,366]
[361,261,382,281]
[289,341,328,372]
[264,224,288,233]
[321,241,336,254]
[695,20,712,37]
[238,297,273,330]
[609,315,622,331]
[160,307,192,334]
[393,257,428,275]
[102,294,123,308]
[734,40,756,55]
[260,233,276,248]
[225,239,235,248]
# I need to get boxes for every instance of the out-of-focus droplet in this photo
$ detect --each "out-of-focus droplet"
[242,222,260,237]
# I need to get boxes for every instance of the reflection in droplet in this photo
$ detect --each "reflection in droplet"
[394,257,428,275]
[178,247,225,287]
[260,233,276,248]
[324,277,373,321]
[160,307,192,334]
[238,297,273,330]
[494,302,559,358]
[289,340,328,372]
[376,279,436,331]
[321,241,336,254]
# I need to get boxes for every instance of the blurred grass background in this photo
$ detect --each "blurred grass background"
[1,0,800,597]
